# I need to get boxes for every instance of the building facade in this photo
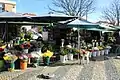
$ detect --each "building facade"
[0,0,16,12]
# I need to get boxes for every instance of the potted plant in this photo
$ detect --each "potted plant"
[42,46,53,65]
[97,46,103,56]
[19,54,28,70]
[20,42,31,53]
[100,46,105,55]
[66,45,73,60]
[104,45,111,55]
[60,47,68,63]
[92,47,99,57]
[3,53,18,71]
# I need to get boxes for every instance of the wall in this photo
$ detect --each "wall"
[4,3,16,12]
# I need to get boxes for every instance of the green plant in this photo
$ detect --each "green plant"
[48,44,53,52]
[71,48,79,54]
[60,47,68,56]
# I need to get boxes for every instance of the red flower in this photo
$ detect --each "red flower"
[0,48,4,52]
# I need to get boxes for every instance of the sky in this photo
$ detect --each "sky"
[13,0,113,22]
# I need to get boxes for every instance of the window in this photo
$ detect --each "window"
[0,3,3,12]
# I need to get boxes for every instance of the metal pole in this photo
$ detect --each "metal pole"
[77,29,80,63]
[6,21,8,42]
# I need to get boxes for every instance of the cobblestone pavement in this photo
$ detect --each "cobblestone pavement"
[1,55,120,80]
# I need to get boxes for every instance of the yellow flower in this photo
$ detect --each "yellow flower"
[3,56,9,60]
[43,50,53,58]
[1,45,7,49]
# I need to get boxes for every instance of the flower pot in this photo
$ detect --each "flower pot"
[60,55,66,63]
[65,55,68,61]
[101,50,105,55]
[0,60,4,70]
[92,51,97,57]
[33,58,40,66]
[43,57,50,66]
[97,51,101,56]
[20,60,27,70]
[89,52,92,58]
[68,54,73,60]
[104,49,109,55]
[8,62,15,72]
[23,49,28,53]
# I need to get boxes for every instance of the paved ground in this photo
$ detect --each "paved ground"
[0,54,120,80]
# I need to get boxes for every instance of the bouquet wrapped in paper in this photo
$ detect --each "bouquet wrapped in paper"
[43,50,53,58]
[19,54,28,61]
[3,53,18,63]
[20,42,31,49]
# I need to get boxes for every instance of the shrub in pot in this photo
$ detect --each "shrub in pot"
[60,47,68,63]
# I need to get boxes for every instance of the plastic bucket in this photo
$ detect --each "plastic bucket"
[8,62,15,72]
[101,50,105,55]
[105,49,109,55]
[43,57,50,65]
[20,60,27,70]
[97,51,101,56]
[92,51,97,57]
[0,60,4,70]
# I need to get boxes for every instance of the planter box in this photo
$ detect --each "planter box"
[68,54,73,60]
[60,55,66,63]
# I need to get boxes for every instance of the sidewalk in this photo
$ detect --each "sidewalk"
[0,55,120,80]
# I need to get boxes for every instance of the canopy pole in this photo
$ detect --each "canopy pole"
[6,21,8,42]
[77,29,80,64]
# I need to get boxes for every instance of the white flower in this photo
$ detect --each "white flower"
[93,47,99,50]
[106,46,111,49]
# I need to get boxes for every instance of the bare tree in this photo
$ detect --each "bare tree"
[102,0,120,26]
[49,0,95,19]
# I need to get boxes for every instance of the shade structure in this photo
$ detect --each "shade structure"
[67,19,100,63]
[0,12,77,42]
[0,12,31,22]
[110,26,120,30]
[99,24,117,30]
[31,14,77,23]
[67,19,99,29]
[0,12,77,23]
[0,21,50,25]
[86,28,106,31]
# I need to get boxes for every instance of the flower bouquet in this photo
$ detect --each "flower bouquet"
[19,54,28,61]
[3,53,18,63]
[3,53,18,71]
[20,42,31,53]
[19,54,28,70]
[42,50,53,65]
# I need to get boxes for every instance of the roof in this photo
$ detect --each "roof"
[0,0,16,5]
[0,12,77,23]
